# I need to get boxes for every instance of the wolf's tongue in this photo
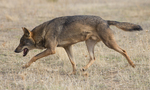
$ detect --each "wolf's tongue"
[23,48,28,57]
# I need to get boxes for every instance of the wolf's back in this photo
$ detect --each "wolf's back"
[107,20,143,31]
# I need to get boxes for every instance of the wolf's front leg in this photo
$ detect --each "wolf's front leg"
[22,57,36,69]
[22,49,55,69]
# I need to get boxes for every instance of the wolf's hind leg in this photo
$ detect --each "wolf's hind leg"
[64,45,76,75]
[82,39,98,71]
[100,28,135,67]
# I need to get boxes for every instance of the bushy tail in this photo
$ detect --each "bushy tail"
[107,20,143,31]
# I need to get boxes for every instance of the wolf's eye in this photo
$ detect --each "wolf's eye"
[26,41,31,45]
[23,41,27,44]
[26,42,30,45]
[25,40,33,45]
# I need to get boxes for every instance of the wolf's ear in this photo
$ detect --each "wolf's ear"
[22,27,32,37]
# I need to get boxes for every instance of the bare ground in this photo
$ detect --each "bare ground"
[0,0,150,90]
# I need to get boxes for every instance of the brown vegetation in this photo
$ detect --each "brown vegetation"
[0,0,150,89]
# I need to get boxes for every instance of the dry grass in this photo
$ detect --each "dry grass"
[0,0,150,90]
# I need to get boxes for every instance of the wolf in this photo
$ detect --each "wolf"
[14,15,142,74]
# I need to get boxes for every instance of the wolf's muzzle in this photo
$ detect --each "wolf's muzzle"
[14,49,21,53]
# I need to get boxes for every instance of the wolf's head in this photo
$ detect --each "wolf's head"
[14,27,35,56]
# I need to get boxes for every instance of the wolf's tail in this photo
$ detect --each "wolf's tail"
[107,20,143,31]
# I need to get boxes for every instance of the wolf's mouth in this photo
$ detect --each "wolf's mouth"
[23,48,29,57]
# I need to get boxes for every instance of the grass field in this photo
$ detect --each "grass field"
[0,0,150,90]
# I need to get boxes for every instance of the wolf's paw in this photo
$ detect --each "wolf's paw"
[131,64,135,68]
[68,71,76,75]
[22,64,30,69]
[82,72,89,77]
[81,68,86,72]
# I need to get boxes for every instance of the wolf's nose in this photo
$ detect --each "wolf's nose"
[14,48,22,53]
[14,49,17,53]
[14,49,19,53]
